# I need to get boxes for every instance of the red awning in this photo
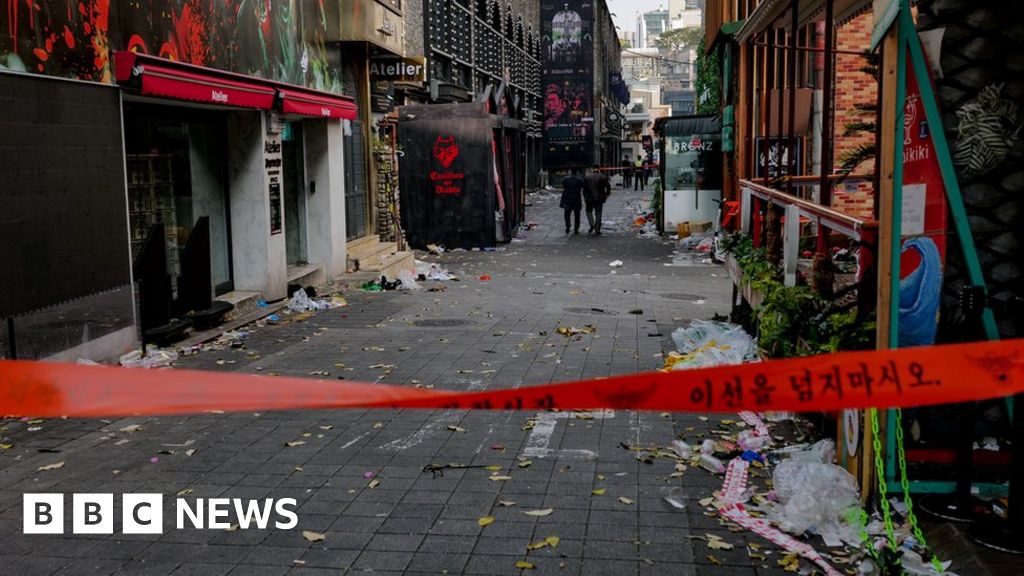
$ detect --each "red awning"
[115,52,277,110]
[278,87,358,120]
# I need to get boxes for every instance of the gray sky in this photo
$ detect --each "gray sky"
[607,0,669,36]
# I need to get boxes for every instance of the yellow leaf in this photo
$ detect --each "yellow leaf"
[0,443,12,450]
[592,489,606,496]
[545,536,560,548]
[706,534,734,550]
[517,460,533,468]
[225,523,240,532]
[37,461,65,471]
[373,422,383,429]
[522,508,554,517]
[176,488,193,497]
[302,530,326,542]
[484,465,503,472]
[489,475,512,481]
[707,555,722,565]
[597,474,606,481]
[618,497,634,505]
[368,479,380,489]
[515,561,535,570]
[698,497,714,507]
[478,516,495,527]
[526,540,548,551]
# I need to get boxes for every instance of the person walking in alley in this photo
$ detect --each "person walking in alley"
[620,155,632,188]
[584,164,611,235]
[633,155,645,191]
[560,168,585,235]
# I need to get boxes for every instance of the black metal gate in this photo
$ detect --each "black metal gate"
[345,120,368,240]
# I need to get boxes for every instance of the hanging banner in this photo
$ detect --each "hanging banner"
[541,1,595,168]
[1,339,1023,418]
[897,48,948,348]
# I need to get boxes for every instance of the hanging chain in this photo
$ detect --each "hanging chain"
[870,408,898,551]
[894,408,946,573]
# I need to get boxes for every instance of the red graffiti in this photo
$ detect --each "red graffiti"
[7,0,18,43]
[63,24,75,48]
[162,3,209,65]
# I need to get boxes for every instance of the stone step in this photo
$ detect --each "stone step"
[370,250,416,281]
[347,234,382,260]
[287,264,325,290]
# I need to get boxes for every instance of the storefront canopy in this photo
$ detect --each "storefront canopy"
[114,52,357,120]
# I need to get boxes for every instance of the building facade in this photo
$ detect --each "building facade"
[0,1,390,360]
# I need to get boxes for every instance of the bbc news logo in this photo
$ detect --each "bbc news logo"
[24,494,298,534]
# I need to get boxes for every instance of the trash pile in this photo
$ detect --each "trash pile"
[626,200,658,237]
[288,288,348,312]
[119,346,178,369]
[663,320,759,370]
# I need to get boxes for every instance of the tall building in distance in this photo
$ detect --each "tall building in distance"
[641,9,670,48]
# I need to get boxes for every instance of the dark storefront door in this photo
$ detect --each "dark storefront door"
[344,120,368,240]
[283,122,308,265]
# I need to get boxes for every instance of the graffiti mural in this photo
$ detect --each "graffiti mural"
[1,0,342,92]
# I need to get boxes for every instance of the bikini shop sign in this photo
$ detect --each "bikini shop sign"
[431,136,465,195]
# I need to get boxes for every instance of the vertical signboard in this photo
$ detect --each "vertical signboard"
[541,1,594,168]
[897,58,948,347]
[265,134,284,235]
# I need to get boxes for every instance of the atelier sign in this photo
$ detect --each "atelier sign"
[265,136,283,235]
[369,56,427,83]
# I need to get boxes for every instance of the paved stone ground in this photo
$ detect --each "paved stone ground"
[0,186,800,575]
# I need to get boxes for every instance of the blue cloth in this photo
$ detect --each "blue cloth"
[898,237,943,347]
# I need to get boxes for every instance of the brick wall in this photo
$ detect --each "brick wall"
[831,12,877,219]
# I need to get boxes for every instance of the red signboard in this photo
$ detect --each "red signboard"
[431,136,465,195]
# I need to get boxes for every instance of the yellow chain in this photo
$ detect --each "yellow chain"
[870,408,898,550]
[894,408,946,573]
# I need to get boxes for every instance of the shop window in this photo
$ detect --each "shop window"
[124,104,233,297]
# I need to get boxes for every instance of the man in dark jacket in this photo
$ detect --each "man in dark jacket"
[560,169,585,234]
[620,155,632,188]
[583,165,612,235]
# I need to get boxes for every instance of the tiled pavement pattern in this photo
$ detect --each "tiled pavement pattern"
[0,186,794,575]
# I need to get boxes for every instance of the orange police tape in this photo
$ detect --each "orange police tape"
[1,340,1023,418]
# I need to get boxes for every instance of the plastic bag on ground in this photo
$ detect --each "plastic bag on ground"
[769,441,860,544]
[120,346,178,369]
[398,270,421,291]
[667,320,758,370]
[288,288,315,312]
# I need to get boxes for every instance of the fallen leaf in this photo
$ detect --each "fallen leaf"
[37,461,65,471]
[373,422,383,429]
[545,536,560,548]
[706,534,734,550]
[447,425,466,433]
[302,530,325,542]
[517,460,533,468]
[698,416,709,422]
[522,508,554,517]
[225,523,240,532]
[489,475,512,482]
[478,516,495,527]
[0,443,12,450]
[498,500,517,507]
[319,425,333,430]
[185,449,196,456]
[119,424,143,433]
[641,558,655,566]
[619,497,634,505]
[779,552,800,572]
[285,441,306,447]
[515,561,535,570]
[592,489,606,496]
[484,465,503,472]
[707,555,722,565]
[176,488,193,497]
[698,497,714,507]
[660,412,671,418]
[367,479,380,489]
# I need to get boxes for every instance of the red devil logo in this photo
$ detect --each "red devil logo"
[432,135,459,168]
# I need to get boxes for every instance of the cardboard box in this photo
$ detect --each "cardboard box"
[676,222,691,239]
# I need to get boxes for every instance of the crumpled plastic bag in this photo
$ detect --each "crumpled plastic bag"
[288,288,316,312]
[667,320,759,370]
[769,440,860,544]
[120,347,178,369]
[398,270,421,291]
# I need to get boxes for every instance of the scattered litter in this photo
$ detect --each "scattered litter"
[302,531,326,542]
[426,244,445,255]
[37,461,65,471]
[665,320,758,370]
[119,347,178,369]
[397,270,422,291]
[287,288,346,312]
[522,508,554,517]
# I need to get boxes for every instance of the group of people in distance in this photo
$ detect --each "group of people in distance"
[620,153,652,191]
[559,165,611,236]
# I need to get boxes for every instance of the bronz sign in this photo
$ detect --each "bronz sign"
[369,56,427,83]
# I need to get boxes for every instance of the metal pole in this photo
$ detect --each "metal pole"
[762,30,774,184]
[787,1,799,194]
[817,0,835,253]
[5,317,16,360]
